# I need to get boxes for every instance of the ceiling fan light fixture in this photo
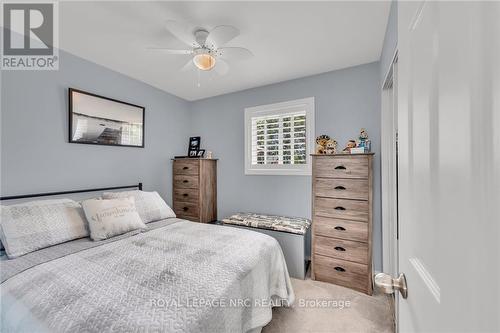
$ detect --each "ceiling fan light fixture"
[193,52,216,71]
[154,22,253,76]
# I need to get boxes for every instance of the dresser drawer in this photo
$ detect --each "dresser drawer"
[314,254,368,276]
[315,178,369,200]
[173,201,200,219]
[173,188,199,204]
[314,157,369,179]
[314,217,368,243]
[314,254,369,293]
[174,175,199,189]
[315,236,368,264]
[173,160,199,175]
[315,197,369,222]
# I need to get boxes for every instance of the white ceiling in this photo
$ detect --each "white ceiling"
[60,1,390,101]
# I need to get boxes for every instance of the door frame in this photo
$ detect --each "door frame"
[381,50,399,330]
[381,50,399,277]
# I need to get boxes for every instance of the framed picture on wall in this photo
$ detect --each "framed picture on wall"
[68,88,145,148]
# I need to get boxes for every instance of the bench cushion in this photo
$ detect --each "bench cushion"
[222,213,311,235]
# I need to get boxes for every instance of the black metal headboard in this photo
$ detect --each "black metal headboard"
[0,183,142,201]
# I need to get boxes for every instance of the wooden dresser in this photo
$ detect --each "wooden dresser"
[311,153,373,295]
[172,158,217,223]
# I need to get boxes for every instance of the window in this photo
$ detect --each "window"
[245,97,315,175]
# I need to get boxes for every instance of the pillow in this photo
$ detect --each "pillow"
[0,199,89,258]
[102,190,175,223]
[82,197,146,241]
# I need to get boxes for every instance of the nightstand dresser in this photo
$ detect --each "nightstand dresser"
[311,153,374,295]
[172,158,217,223]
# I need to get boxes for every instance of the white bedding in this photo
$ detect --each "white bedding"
[0,219,294,333]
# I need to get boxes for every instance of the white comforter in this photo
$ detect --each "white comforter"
[1,219,294,333]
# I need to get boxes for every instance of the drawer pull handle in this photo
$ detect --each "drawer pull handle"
[334,226,346,231]
[334,186,346,190]
[334,246,346,252]
[183,180,188,183]
[334,206,346,210]
[334,266,346,272]
[183,166,189,170]
[334,165,346,170]
[183,193,188,197]
[183,207,188,211]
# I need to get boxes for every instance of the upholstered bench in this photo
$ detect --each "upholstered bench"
[222,213,311,279]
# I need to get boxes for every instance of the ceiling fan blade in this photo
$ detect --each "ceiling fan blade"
[181,58,195,72]
[146,47,193,55]
[205,25,239,49]
[165,20,200,48]
[214,59,229,76]
[216,47,253,61]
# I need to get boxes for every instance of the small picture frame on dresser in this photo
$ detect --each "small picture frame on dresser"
[188,136,201,157]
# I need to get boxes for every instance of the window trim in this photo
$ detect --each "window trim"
[244,97,315,176]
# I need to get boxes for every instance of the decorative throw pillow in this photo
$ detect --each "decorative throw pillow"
[82,197,146,241]
[102,190,175,223]
[0,199,89,259]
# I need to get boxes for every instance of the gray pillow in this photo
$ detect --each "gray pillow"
[82,197,146,241]
[102,190,175,223]
[0,199,89,259]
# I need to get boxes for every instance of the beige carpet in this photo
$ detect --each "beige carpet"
[263,274,394,333]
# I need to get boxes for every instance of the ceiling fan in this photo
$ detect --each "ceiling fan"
[148,21,253,75]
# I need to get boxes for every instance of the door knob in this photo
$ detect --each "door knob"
[374,272,408,299]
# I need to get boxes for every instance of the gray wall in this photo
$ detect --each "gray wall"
[380,0,398,82]
[190,62,382,270]
[1,50,191,204]
[1,49,383,270]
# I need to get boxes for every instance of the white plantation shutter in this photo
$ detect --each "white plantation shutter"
[245,97,315,175]
[251,112,307,165]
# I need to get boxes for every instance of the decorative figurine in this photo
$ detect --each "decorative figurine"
[357,128,371,152]
[315,135,330,154]
[359,128,369,141]
[325,139,338,155]
[342,140,357,153]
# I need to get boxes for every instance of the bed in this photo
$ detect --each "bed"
[0,184,294,333]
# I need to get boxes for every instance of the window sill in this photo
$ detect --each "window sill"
[245,168,311,176]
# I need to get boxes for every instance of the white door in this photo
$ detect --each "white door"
[395,1,499,331]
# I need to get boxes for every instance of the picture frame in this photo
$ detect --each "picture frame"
[188,136,201,157]
[196,149,205,158]
[68,88,145,148]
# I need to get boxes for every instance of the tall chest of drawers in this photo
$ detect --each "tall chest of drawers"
[311,153,373,295]
[172,158,217,223]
